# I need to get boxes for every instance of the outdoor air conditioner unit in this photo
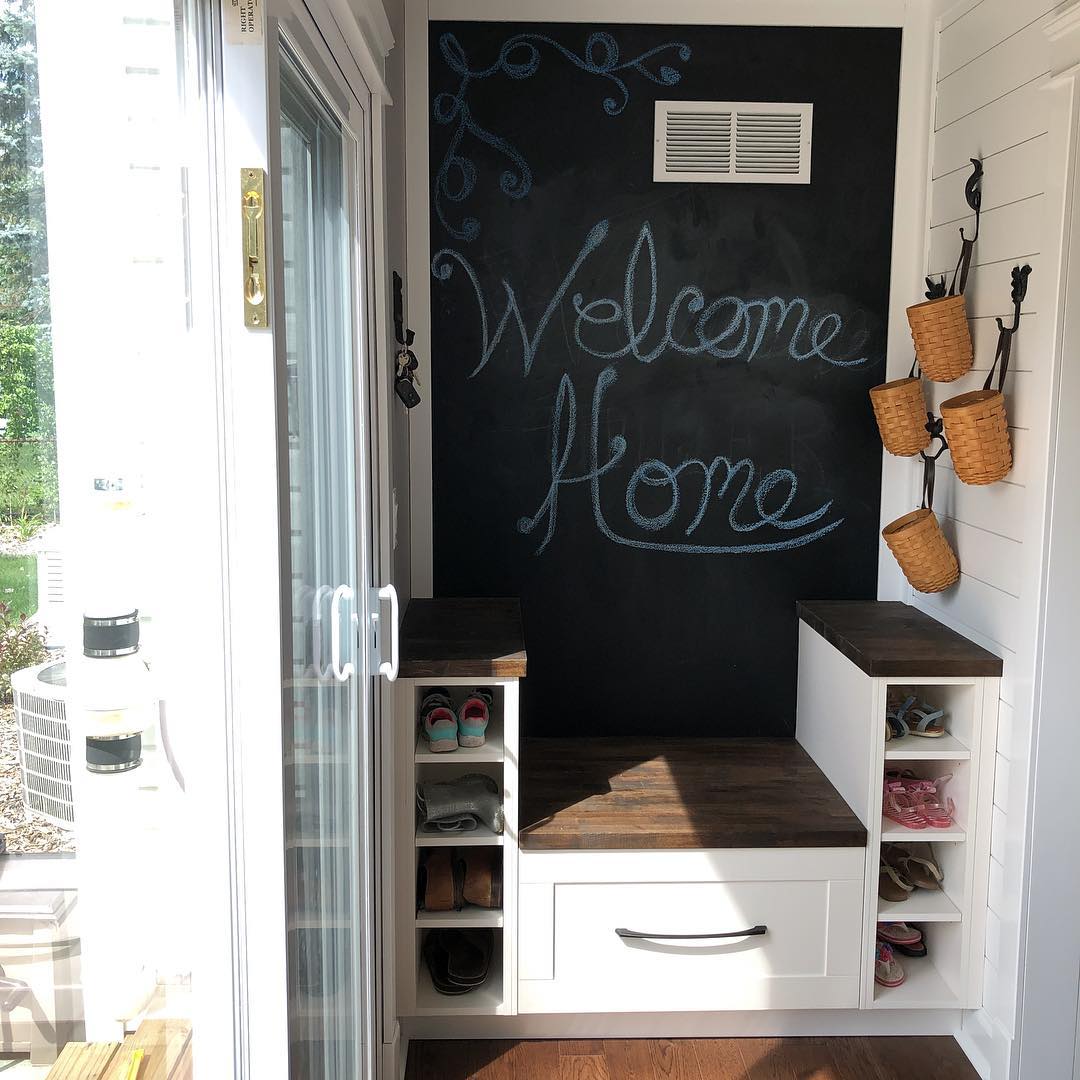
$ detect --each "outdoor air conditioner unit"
[12,661,73,831]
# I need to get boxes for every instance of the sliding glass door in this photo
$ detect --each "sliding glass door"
[275,39,373,1080]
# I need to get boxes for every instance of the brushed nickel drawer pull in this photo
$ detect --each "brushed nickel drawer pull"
[615,924,767,940]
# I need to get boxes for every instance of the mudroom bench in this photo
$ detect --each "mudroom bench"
[394,598,1001,1035]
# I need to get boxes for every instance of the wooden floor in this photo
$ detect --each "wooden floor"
[404,1037,980,1079]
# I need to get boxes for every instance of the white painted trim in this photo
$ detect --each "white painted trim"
[1012,63,1080,1080]
[407,0,938,596]
[405,0,433,595]
[401,1008,965,1040]
[879,0,937,600]
[217,13,291,1076]
[429,0,908,26]
[1045,1,1080,45]
[318,0,395,100]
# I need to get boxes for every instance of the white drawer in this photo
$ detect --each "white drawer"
[518,852,863,1014]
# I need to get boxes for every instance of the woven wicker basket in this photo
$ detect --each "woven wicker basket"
[882,508,959,594]
[940,389,1012,485]
[870,377,930,457]
[906,294,973,382]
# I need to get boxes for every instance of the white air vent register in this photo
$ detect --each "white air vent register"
[653,101,813,184]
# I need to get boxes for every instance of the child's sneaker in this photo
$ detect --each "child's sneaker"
[457,689,493,748]
[420,688,458,752]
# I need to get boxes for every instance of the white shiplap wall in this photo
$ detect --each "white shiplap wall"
[909,2,1070,1075]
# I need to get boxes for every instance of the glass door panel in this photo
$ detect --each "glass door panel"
[277,44,366,1079]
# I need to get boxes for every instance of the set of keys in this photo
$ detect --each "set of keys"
[395,347,421,409]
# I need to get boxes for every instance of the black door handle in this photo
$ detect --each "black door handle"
[615,924,767,940]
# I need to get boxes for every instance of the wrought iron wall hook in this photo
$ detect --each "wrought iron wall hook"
[919,412,949,511]
[996,263,1032,336]
[948,157,983,297]
[959,157,983,245]
[393,271,415,347]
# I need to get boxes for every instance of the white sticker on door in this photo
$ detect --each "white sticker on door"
[225,0,263,45]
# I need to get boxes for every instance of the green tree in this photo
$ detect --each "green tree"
[0,0,48,325]
[0,1,55,528]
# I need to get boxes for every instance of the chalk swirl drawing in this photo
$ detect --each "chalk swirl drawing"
[432,31,691,242]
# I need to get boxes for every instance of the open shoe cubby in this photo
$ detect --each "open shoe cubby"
[797,618,999,1011]
[395,676,519,1019]
[414,845,505,928]
[414,928,506,1016]
[413,683,508,763]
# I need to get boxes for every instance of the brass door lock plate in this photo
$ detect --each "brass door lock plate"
[241,167,268,328]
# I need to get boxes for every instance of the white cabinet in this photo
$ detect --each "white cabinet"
[795,604,1001,1010]
[394,677,520,1018]
[518,849,863,1014]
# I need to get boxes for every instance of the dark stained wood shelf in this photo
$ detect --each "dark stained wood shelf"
[797,600,1003,678]
[519,737,866,851]
[399,598,527,679]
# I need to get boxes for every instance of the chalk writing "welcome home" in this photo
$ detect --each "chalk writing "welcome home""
[432,220,863,555]
[432,219,868,376]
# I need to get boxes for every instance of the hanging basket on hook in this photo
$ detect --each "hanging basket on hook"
[870,360,930,457]
[940,264,1030,486]
[906,159,982,383]
[882,420,959,593]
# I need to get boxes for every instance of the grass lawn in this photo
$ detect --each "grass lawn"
[0,555,36,617]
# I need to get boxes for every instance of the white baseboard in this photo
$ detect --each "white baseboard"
[401,1008,965,1041]
[957,1007,1012,1080]
[381,1019,403,1080]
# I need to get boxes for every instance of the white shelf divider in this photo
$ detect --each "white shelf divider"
[415,906,504,929]
[414,824,504,847]
[413,960,506,1016]
[880,818,965,843]
[415,717,505,762]
[877,888,962,923]
[884,732,971,761]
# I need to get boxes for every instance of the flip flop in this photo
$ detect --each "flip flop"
[875,941,906,988]
[887,842,944,890]
[877,922,922,947]
[879,859,914,902]
[891,937,929,958]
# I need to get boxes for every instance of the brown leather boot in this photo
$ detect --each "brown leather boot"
[458,848,502,909]
[417,849,462,912]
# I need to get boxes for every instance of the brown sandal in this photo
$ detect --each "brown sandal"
[879,858,915,903]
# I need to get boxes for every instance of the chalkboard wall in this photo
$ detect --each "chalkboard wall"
[428,22,902,737]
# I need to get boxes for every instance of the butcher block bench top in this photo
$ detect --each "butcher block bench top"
[519,737,866,851]
[399,597,527,679]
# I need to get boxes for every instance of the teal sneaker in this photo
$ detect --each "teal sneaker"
[420,688,457,752]
[457,688,493,748]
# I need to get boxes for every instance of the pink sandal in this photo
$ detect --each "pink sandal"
[883,781,928,829]
[883,774,956,830]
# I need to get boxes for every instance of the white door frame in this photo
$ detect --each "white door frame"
[218,1,396,1076]
[1014,12,1080,1079]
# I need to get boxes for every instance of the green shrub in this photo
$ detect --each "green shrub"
[0,600,46,702]
[0,323,56,526]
